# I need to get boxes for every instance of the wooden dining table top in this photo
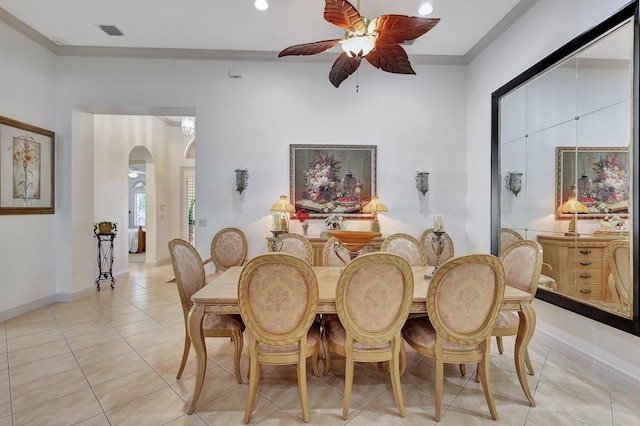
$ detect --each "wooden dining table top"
[192,265,533,313]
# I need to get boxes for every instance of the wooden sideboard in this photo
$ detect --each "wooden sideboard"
[267,235,384,266]
[537,235,625,304]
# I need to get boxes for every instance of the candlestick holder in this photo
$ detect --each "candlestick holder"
[270,230,284,252]
[425,231,445,279]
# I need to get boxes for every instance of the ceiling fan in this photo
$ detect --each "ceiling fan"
[128,168,146,179]
[278,0,440,88]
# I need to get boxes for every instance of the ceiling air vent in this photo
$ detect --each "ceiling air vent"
[98,25,124,36]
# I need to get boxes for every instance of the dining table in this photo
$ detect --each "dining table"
[186,265,536,414]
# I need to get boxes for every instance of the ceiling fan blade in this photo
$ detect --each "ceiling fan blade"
[365,44,415,75]
[278,39,342,57]
[329,52,361,87]
[372,15,440,45]
[324,0,366,34]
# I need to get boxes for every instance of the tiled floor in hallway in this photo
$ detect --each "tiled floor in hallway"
[1,262,638,425]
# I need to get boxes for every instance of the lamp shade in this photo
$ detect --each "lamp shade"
[557,196,589,214]
[270,195,295,212]
[362,196,388,213]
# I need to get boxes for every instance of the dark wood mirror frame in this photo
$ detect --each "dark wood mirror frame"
[491,1,639,336]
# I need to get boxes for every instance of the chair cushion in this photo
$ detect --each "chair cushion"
[203,313,244,331]
[493,311,519,330]
[402,318,480,352]
[323,315,390,350]
[258,321,321,352]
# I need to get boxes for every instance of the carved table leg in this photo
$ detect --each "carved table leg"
[187,303,206,414]
[515,303,536,406]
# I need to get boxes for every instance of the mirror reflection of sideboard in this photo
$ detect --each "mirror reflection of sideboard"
[266,236,384,266]
[491,2,639,336]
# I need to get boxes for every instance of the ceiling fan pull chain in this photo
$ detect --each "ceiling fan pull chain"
[356,68,360,93]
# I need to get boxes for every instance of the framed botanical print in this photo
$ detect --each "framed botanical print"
[0,115,55,214]
[290,144,377,218]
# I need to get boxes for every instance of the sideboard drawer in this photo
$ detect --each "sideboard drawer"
[568,247,604,258]
[568,285,605,301]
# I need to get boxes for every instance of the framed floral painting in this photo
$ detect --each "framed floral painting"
[0,115,55,214]
[290,144,377,218]
[556,146,629,219]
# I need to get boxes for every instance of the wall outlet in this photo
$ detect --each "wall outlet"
[198,218,208,226]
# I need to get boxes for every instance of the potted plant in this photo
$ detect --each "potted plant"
[97,221,117,234]
[188,199,196,243]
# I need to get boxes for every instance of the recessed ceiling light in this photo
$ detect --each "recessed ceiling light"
[254,0,268,11]
[418,3,434,16]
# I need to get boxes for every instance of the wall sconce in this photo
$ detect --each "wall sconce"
[415,171,430,196]
[235,169,248,194]
[504,171,523,196]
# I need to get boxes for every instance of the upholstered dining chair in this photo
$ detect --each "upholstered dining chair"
[420,228,455,267]
[238,252,321,423]
[168,239,244,383]
[499,228,557,291]
[490,240,542,377]
[203,227,248,273]
[322,252,414,420]
[270,232,314,265]
[402,254,505,421]
[608,239,631,315]
[323,236,351,266]
[381,233,427,266]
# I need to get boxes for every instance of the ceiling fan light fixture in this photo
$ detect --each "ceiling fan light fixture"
[341,36,376,58]
[418,3,434,16]
[128,170,139,179]
[181,116,195,137]
[254,0,268,11]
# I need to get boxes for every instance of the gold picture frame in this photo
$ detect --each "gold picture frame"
[290,144,377,219]
[0,115,55,214]
[556,146,629,220]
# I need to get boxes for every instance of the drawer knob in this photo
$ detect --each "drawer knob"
[580,261,592,265]
[579,273,592,278]
[579,289,592,294]
[579,250,592,254]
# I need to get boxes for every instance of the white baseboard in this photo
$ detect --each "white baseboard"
[0,295,57,322]
[535,329,640,395]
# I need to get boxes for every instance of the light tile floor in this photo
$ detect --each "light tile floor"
[1,262,638,425]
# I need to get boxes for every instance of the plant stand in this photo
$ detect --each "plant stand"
[94,230,116,290]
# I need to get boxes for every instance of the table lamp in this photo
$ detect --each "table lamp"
[557,196,589,236]
[270,195,295,232]
[362,196,387,233]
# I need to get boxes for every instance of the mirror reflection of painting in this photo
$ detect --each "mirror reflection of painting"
[290,145,376,217]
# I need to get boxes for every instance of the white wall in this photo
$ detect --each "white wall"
[0,21,58,317]
[466,0,640,382]
[53,57,468,286]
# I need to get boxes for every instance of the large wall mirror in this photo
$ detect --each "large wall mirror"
[491,1,639,335]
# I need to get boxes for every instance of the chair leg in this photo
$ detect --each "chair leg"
[232,330,244,384]
[525,349,535,376]
[322,334,331,376]
[311,345,320,377]
[243,344,260,424]
[400,342,407,376]
[478,355,499,420]
[389,345,406,417]
[342,354,355,420]
[496,336,504,354]
[435,358,444,422]
[459,363,466,377]
[177,325,191,379]
[298,351,310,422]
